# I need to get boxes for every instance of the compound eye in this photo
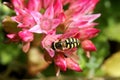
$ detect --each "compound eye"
[55,42,62,50]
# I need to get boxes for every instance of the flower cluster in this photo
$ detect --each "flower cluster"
[3,0,100,76]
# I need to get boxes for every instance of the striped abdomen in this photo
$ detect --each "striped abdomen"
[64,38,80,49]
[51,37,80,51]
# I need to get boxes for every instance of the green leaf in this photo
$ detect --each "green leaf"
[104,18,120,42]
[0,43,21,65]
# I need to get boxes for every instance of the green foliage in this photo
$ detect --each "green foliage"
[0,43,21,65]
[0,29,21,65]
[0,2,15,22]
[95,0,120,42]
[104,18,120,42]
[0,1,20,65]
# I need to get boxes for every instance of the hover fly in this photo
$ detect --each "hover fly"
[51,37,80,51]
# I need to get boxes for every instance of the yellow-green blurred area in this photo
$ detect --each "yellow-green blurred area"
[0,0,120,80]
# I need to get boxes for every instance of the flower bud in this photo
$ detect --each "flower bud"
[18,30,33,42]
[2,16,20,33]
[54,54,67,71]
[79,28,100,40]
[66,58,82,72]
[81,40,96,51]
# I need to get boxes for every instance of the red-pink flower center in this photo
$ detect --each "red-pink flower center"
[40,18,52,31]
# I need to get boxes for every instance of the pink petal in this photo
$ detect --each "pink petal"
[46,48,55,58]
[20,11,36,28]
[66,58,82,72]
[68,21,88,29]
[54,54,67,71]
[7,34,16,39]
[69,0,99,14]
[84,14,101,23]
[7,34,19,42]
[27,0,42,11]
[54,0,63,15]
[52,19,61,29]
[83,0,99,14]
[30,11,42,24]
[57,12,66,22]
[12,10,36,28]
[68,14,100,29]
[78,22,98,29]
[18,30,34,42]
[42,0,53,9]
[79,28,100,40]
[72,14,101,23]
[64,50,79,63]
[29,25,46,33]
[44,4,54,19]
[11,0,25,10]
[22,42,30,53]
[60,28,80,39]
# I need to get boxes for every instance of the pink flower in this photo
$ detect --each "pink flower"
[18,30,33,42]
[41,0,100,74]
[29,0,64,34]
[63,0,101,30]
[29,4,61,34]
[11,0,63,34]
[54,53,67,71]
[54,53,82,74]
[3,0,101,76]
[7,0,63,53]
[11,0,42,28]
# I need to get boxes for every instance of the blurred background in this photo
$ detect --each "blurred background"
[0,0,120,80]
